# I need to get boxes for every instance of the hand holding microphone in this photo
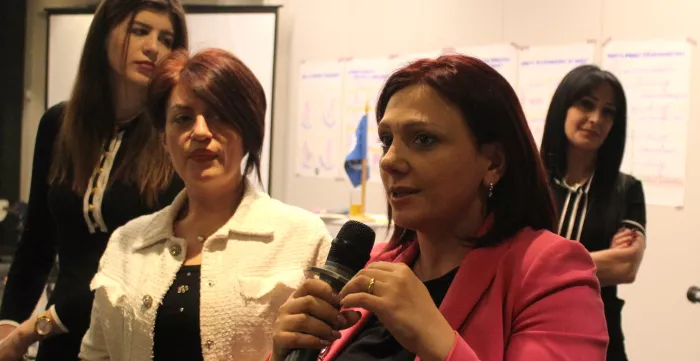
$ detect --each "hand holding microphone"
[271,220,455,361]
[271,278,363,361]
[271,220,375,361]
[338,262,455,361]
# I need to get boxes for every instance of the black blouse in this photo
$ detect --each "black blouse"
[550,172,646,361]
[153,265,203,361]
[0,103,183,360]
[334,267,459,361]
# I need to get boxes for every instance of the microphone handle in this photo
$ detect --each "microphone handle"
[283,270,347,361]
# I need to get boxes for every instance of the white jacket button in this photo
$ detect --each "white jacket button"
[169,244,182,257]
[142,295,153,309]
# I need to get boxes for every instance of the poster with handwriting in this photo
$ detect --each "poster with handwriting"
[603,40,692,207]
[457,43,519,88]
[517,43,595,148]
[295,60,345,178]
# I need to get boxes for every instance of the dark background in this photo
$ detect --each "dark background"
[0,0,28,258]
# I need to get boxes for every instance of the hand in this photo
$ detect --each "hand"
[611,228,637,249]
[339,262,455,361]
[0,320,35,361]
[0,326,16,343]
[271,279,362,361]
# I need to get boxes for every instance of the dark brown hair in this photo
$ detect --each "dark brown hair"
[49,0,188,206]
[541,64,628,196]
[376,54,557,249]
[147,48,267,183]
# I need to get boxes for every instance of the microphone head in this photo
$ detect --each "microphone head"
[326,220,376,276]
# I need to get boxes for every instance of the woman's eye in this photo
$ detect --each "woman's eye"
[173,114,192,124]
[130,27,149,36]
[378,135,392,149]
[160,36,174,48]
[414,133,436,146]
[579,99,596,110]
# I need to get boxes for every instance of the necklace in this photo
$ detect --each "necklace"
[174,201,210,244]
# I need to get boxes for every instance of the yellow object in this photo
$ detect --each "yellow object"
[349,203,364,216]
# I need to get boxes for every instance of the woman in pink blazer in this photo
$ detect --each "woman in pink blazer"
[269,54,609,361]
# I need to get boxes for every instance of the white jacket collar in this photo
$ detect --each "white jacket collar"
[132,182,275,250]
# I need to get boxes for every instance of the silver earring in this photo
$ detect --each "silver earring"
[488,183,494,198]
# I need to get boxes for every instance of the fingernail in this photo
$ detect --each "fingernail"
[331,330,342,339]
[336,314,348,328]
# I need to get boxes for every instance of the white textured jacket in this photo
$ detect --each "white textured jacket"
[79,185,331,361]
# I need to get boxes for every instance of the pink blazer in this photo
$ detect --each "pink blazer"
[321,227,608,361]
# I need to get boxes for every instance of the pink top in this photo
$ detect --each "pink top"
[322,226,608,361]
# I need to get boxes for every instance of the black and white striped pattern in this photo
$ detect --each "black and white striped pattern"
[82,132,124,234]
[554,174,594,242]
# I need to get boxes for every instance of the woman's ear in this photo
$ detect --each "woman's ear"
[480,143,506,187]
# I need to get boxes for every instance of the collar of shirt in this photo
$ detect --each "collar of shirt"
[554,171,596,194]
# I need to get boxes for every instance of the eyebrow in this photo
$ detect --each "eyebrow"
[133,21,174,37]
[378,118,432,131]
[169,104,191,112]
[582,94,616,108]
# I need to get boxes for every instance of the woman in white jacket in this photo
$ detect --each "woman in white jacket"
[79,48,332,361]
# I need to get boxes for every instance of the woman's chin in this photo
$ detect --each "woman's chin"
[184,170,224,185]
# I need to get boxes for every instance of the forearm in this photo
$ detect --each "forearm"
[590,248,639,286]
[0,241,56,322]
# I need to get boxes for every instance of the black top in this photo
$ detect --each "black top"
[550,172,646,361]
[0,103,183,360]
[153,265,203,361]
[335,267,459,361]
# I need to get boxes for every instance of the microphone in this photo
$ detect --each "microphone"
[687,286,700,303]
[285,220,376,361]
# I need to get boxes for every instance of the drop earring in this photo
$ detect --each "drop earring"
[488,182,494,198]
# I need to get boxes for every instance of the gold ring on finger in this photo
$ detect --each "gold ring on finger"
[367,278,376,295]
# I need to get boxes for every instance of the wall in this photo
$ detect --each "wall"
[20,0,700,360]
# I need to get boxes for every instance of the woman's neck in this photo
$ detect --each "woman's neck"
[411,203,486,280]
[178,184,245,239]
[565,146,596,186]
[414,230,473,282]
[111,76,146,124]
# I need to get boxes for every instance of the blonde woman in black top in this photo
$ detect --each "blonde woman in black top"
[0,1,188,360]
[540,64,646,361]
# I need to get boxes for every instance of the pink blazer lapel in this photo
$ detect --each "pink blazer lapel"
[438,240,512,330]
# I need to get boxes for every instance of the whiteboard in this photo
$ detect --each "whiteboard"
[46,7,278,192]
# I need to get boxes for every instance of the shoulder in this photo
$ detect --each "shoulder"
[250,192,328,236]
[611,172,645,203]
[617,172,642,189]
[504,228,597,286]
[36,102,66,141]
[98,206,173,267]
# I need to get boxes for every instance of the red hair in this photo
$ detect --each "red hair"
[376,54,557,248]
[148,48,267,183]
